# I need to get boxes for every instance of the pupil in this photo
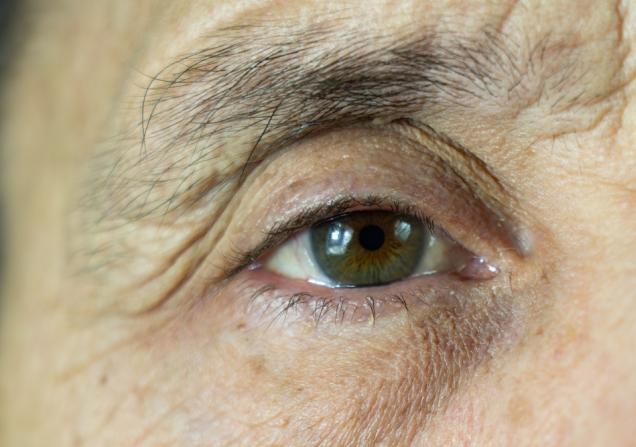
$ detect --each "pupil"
[358,225,385,251]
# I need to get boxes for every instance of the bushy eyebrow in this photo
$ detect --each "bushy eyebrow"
[141,24,510,163]
[96,23,578,222]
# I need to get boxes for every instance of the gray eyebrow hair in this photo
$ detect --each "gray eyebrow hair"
[97,23,571,221]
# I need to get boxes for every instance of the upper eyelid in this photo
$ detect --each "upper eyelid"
[114,24,552,223]
[217,121,529,280]
[383,120,532,258]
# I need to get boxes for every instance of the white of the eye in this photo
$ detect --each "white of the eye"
[266,225,458,286]
[266,231,333,285]
[412,234,456,275]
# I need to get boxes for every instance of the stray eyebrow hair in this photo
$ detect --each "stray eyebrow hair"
[93,22,581,222]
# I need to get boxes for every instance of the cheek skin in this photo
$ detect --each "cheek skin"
[126,274,535,446]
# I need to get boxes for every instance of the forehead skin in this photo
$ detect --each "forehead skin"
[1,0,636,446]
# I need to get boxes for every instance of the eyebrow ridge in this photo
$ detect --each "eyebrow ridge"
[103,23,545,220]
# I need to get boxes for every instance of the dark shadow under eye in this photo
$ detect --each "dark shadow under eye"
[310,211,427,287]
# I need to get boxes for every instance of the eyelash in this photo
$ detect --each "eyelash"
[243,279,474,328]
[248,286,413,327]
[224,193,497,327]
[226,194,441,277]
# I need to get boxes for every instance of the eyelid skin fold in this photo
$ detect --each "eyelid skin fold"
[215,123,530,282]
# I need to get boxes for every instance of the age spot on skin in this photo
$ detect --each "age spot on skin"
[506,394,534,428]
[248,355,268,376]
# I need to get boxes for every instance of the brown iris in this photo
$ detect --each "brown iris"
[310,211,426,287]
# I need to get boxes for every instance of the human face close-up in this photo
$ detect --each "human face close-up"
[1,1,635,446]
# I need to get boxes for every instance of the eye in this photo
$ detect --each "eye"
[266,210,475,288]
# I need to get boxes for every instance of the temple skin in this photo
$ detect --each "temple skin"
[1,0,636,446]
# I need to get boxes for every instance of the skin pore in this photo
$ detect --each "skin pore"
[1,0,636,446]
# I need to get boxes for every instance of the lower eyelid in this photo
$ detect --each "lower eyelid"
[236,267,500,328]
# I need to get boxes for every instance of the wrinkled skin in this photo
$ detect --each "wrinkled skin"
[1,1,636,446]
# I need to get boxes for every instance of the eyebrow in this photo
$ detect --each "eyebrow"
[98,22,576,221]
